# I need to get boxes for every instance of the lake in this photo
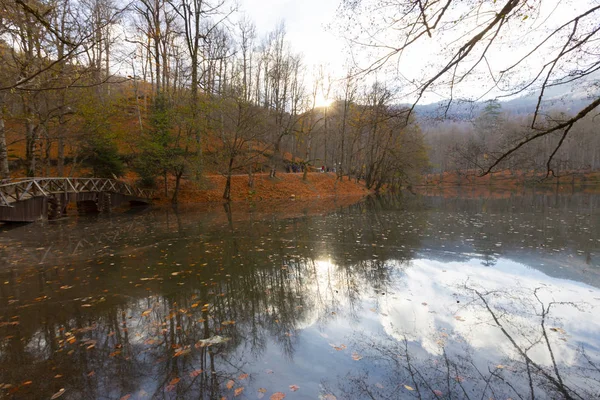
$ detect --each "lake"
[1,192,599,400]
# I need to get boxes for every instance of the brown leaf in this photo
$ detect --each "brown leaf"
[234,387,244,396]
[226,380,235,390]
[50,388,66,399]
[120,395,131,400]
[351,352,363,361]
[238,373,249,380]
[322,395,337,400]
[141,309,152,317]
[289,385,299,392]
[169,378,180,386]
[270,393,286,400]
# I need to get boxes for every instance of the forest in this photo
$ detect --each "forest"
[0,0,429,202]
[1,0,598,203]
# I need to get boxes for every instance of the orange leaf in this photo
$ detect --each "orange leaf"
[234,387,244,396]
[238,373,249,380]
[120,395,131,400]
[226,380,235,390]
[289,384,299,391]
[169,378,180,385]
[189,369,203,378]
[270,393,286,400]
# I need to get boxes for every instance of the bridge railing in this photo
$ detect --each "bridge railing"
[0,178,153,207]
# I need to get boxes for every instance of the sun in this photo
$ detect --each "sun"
[314,94,333,108]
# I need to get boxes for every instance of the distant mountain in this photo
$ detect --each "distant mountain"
[408,72,600,123]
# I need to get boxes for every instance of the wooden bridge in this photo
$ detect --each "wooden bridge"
[0,178,153,222]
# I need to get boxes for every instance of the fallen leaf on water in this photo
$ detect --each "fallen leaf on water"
[321,395,337,400]
[189,369,203,378]
[369,308,377,313]
[496,364,505,369]
[169,378,180,386]
[375,383,384,389]
[270,393,286,400]
[289,385,299,391]
[433,390,443,396]
[22,381,32,386]
[141,309,152,317]
[454,316,465,322]
[404,385,415,391]
[238,373,249,380]
[550,327,566,334]
[234,387,244,396]
[120,395,131,400]
[50,388,65,399]
[352,352,363,361]
[265,369,274,374]
[226,380,235,390]
[258,388,267,393]
[329,343,346,351]
[173,348,191,357]
[221,320,236,326]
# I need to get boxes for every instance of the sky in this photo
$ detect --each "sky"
[235,0,599,105]
[238,0,347,73]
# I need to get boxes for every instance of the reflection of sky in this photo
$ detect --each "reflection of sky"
[377,258,600,367]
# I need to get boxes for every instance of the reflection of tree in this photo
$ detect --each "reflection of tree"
[324,287,600,400]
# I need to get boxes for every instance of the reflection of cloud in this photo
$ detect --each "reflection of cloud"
[379,258,600,367]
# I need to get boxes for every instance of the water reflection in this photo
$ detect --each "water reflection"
[0,193,598,399]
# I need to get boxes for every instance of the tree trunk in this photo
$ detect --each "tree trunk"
[172,169,183,204]
[0,113,9,179]
[25,118,37,177]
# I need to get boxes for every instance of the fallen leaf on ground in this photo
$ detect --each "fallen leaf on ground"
[50,388,66,399]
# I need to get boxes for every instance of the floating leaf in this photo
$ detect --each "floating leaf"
[234,387,244,396]
[321,396,337,400]
[433,390,443,396]
[120,395,131,400]
[352,352,363,361]
[189,369,203,378]
[226,380,235,390]
[169,378,180,386]
[238,373,249,380]
[51,388,66,399]
[404,385,415,391]
[173,348,191,357]
[270,393,286,400]
[375,383,384,389]
[289,385,299,391]
[141,309,152,317]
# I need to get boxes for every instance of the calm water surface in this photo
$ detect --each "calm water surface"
[1,193,599,400]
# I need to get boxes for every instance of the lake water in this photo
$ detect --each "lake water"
[1,192,599,400]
